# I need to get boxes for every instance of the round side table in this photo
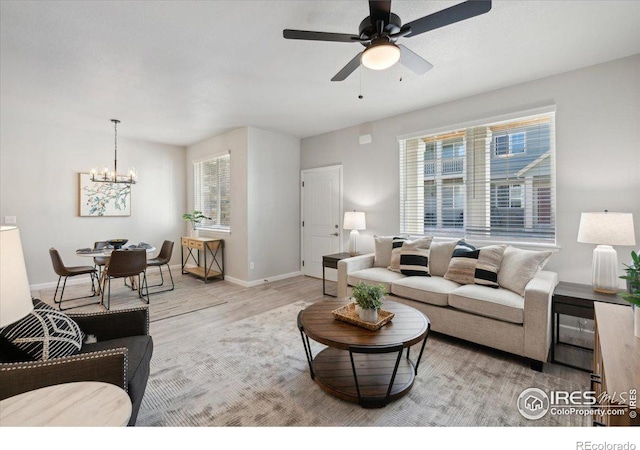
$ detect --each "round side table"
[0,381,132,427]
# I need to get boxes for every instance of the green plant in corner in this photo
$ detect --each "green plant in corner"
[620,250,640,307]
[182,210,211,230]
[351,282,386,310]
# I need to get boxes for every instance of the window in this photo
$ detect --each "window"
[193,153,231,230]
[399,111,555,243]
[494,132,526,156]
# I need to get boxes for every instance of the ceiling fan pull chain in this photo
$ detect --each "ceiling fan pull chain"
[358,66,364,99]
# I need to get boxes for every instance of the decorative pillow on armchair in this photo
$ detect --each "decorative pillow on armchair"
[0,299,85,361]
[444,241,507,288]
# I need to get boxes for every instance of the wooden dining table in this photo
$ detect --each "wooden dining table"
[76,246,156,296]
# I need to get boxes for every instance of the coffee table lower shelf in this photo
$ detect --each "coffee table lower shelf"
[312,347,416,405]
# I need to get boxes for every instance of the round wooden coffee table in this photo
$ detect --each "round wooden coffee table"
[298,298,430,408]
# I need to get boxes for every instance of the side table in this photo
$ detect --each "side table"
[0,381,131,427]
[322,252,352,297]
[551,281,628,371]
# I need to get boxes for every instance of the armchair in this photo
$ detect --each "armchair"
[0,306,153,426]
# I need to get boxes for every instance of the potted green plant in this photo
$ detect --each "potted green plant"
[182,210,211,237]
[351,282,386,323]
[620,250,640,338]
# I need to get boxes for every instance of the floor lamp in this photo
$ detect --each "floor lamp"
[344,211,366,257]
[577,211,636,294]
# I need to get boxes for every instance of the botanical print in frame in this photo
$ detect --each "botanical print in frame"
[78,173,131,217]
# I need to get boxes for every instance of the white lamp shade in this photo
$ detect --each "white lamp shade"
[361,43,400,70]
[343,211,366,230]
[1,226,34,327]
[577,212,636,246]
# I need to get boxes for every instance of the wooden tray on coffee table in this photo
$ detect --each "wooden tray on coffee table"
[332,302,394,331]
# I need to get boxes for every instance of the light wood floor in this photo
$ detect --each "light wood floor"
[146,274,589,387]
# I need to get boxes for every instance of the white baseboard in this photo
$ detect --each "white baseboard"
[225,271,303,288]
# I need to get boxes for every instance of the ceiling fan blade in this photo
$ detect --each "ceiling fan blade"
[283,29,359,43]
[399,45,433,75]
[404,0,492,37]
[331,52,362,82]
[369,0,391,26]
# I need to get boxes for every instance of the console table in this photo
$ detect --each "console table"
[181,237,224,283]
[592,302,639,426]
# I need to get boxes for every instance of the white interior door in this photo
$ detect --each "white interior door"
[301,165,342,279]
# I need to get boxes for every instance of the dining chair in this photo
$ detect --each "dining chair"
[102,249,150,310]
[93,241,110,277]
[49,248,99,311]
[146,240,175,294]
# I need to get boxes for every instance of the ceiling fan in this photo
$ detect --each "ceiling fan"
[283,0,492,81]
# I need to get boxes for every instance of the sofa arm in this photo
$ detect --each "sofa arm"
[69,307,150,341]
[337,253,375,298]
[523,270,558,363]
[0,348,128,401]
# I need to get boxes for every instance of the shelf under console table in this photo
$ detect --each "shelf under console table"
[181,237,225,283]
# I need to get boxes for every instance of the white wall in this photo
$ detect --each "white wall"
[247,127,300,282]
[301,54,640,286]
[186,127,249,281]
[0,118,186,286]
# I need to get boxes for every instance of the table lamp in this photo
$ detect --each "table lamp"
[577,211,636,294]
[344,211,366,257]
[1,226,34,327]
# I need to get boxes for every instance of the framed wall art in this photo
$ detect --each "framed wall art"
[78,173,131,217]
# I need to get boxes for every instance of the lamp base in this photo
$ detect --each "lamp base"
[349,230,360,257]
[591,245,619,295]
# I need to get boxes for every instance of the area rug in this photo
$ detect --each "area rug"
[137,300,589,427]
[33,271,227,322]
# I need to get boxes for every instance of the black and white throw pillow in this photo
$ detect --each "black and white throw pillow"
[387,236,408,272]
[399,238,432,277]
[0,299,85,361]
[444,241,507,288]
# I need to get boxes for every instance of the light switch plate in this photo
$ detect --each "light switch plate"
[4,216,16,225]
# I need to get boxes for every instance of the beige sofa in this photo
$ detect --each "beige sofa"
[337,238,557,371]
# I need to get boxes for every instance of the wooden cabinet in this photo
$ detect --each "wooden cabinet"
[592,302,639,426]
[180,237,224,282]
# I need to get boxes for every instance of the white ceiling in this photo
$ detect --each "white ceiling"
[1,0,639,146]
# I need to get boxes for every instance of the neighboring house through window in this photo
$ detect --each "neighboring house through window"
[399,110,556,243]
[193,153,231,230]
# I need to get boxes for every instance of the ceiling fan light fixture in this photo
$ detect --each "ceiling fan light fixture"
[361,42,400,70]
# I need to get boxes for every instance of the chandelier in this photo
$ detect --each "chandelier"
[90,119,137,184]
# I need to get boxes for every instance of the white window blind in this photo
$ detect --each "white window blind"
[194,153,230,230]
[399,111,556,243]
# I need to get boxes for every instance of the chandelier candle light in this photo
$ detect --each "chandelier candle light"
[91,119,137,184]
[344,211,366,257]
[577,211,636,294]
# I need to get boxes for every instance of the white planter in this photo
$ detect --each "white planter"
[189,229,199,238]
[358,307,379,323]
[634,304,640,338]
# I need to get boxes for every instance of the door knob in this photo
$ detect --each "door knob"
[331,233,339,236]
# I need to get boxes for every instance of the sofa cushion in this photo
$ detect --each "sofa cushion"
[498,246,552,296]
[374,235,407,268]
[0,299,85,361]
[391,276,460,306]
[398,237,433,276]
[348,267,406,293]
[444,242,507,289]
[428,240,458,277]
[449,284,525,324]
